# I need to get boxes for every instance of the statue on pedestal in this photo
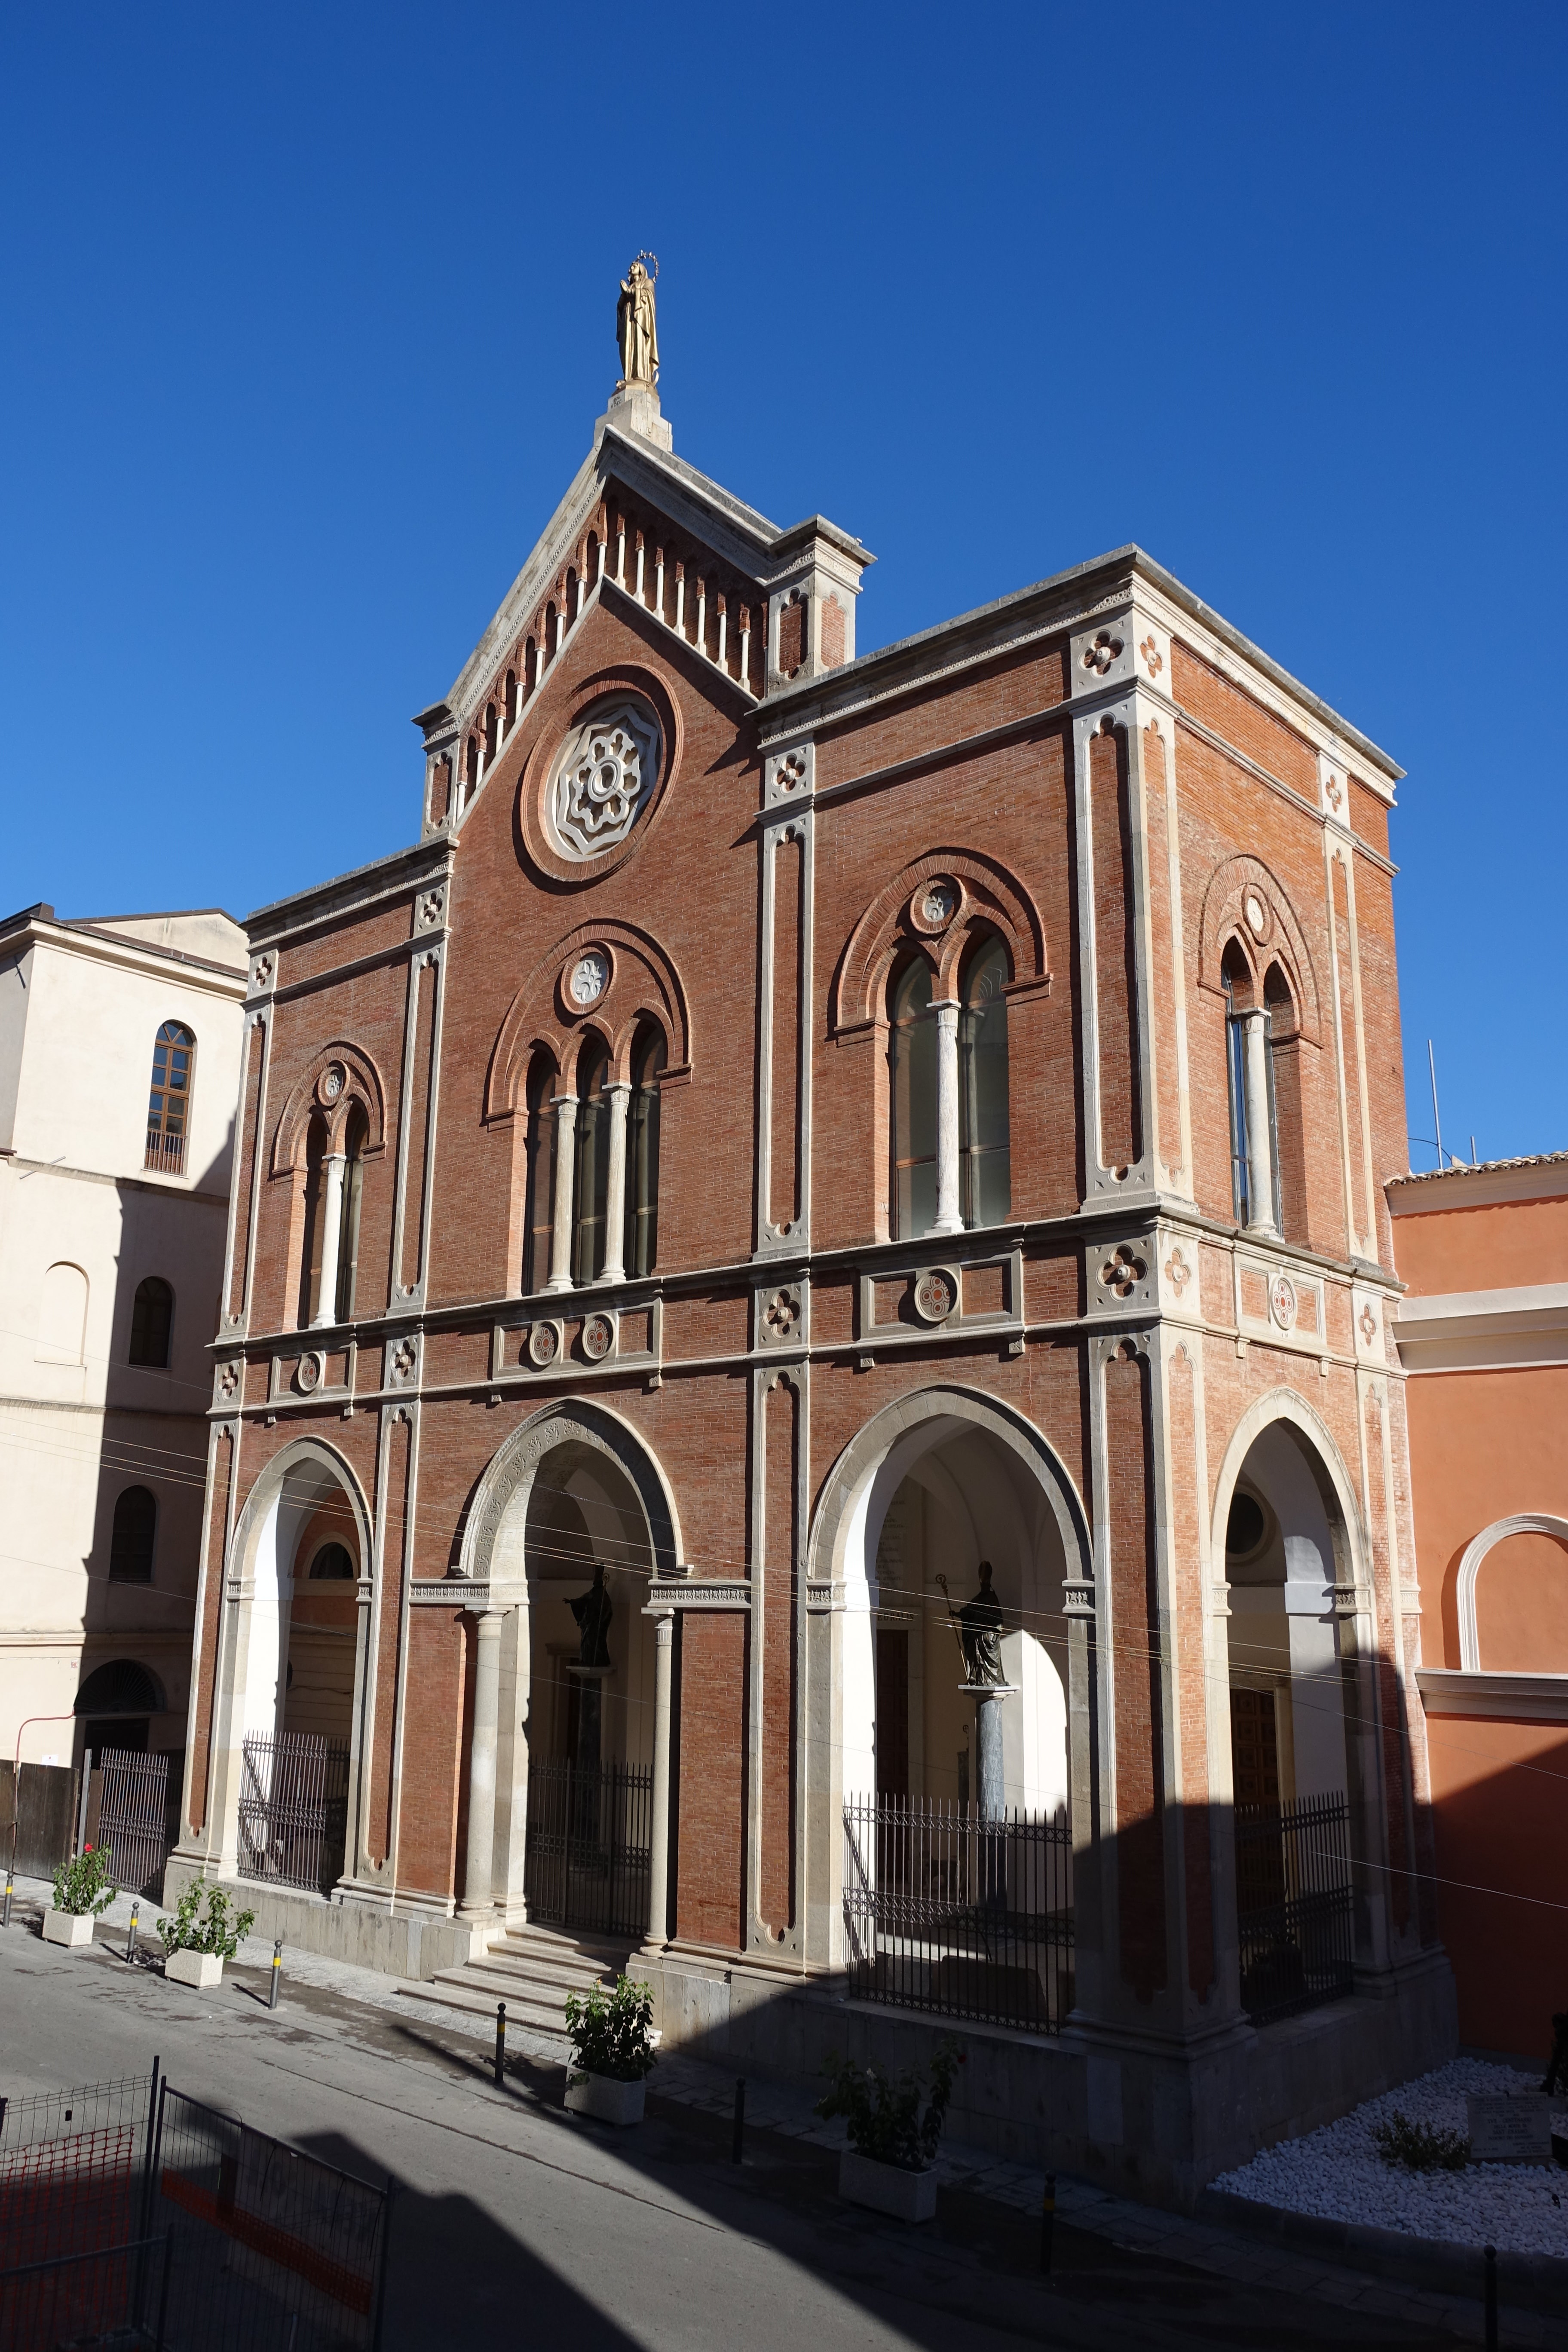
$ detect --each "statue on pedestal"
[936,1562,1005,1688]
[616,255,659,387]
[568,1562,614,1671]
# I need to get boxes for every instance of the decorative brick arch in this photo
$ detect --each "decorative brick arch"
[270,1042,389,1175]
[485,919,691,1119]
[457,1397,685,1593]
[831,850,1049,1034]
[1197,855,1321,1044]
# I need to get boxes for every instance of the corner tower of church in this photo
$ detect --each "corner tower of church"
[174,264,1451,2205]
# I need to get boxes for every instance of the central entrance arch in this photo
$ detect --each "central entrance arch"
[458,1402,682,1929]
[805,1387,1094,1971]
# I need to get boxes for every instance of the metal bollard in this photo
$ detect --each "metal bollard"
[269,1936,283,2011]
[731,2077,746,2165]
[1040,2174,1056,2275]
[1484,2244,1497,2349]
[126,1902,139,1963]
[494,2001,506,2089]
[3,1866,13,1929]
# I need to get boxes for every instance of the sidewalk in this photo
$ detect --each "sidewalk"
[7,1872,1562,2349]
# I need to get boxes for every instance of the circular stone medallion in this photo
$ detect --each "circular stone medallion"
[1244,893,1268,940]
[1269,1274,1298,1331]
[581,1313,615,1362]
[527,1320,561,1368]
[296,1351,324,1394]
[568,949,610,1008]
[912,876,960,935]
[545,699,662,861]
[320,1063,346,1104]
[913,1268,959,1324]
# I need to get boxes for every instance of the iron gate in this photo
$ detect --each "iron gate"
[524,1759,651,1939]
[237,1734,349,1895]
[1234,1790,1355,2023]
[842,1795,1075,2033]
[94,1745,171,1898]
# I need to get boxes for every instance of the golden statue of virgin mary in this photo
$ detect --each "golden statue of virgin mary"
[616,255,659,387]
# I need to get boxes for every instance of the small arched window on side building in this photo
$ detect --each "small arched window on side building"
[109,1485,157,1583]
[145,1022,195,1176]
[888,956,937,1240]
[129,1277,173,1368]
[958,935,1011,1229]
[625,1025,666,1277]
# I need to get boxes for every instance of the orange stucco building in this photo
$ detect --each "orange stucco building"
[1390,1152,1568,2055]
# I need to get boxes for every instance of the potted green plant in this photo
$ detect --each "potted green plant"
[158,1880,255,1989]
[816,2043,962,2223]
[44,1843,118,1948]
[563,1975,659,2125]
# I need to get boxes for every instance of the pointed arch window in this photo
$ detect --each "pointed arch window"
[1222,943,1281,1234]
[959,937,1011,1228]
[129,1276,173,1369]
[572,1039,612,1285]
[889,957,938,1240]
[625,1026,665,1277]
[145,1022,195,1175]
[298,1116,328,1328]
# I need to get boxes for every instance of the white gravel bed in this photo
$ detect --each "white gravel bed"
[1213,2059,1568,2259]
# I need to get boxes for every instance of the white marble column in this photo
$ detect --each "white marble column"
[311,1152,347,1327]
[931,999,963,1235]
[1241,1010,1278,1236]
[646,1610,674,1945]
[600,1082,632,1284]
[462,1608,504,1913]
[546,1095,578,1292]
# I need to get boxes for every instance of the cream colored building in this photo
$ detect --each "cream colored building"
[0,902,246,1768]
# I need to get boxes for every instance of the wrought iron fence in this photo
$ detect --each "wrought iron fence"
[238,1733,349,1895]
[524,1758,651,1940]
[149,2083,389,2350]
[93,1743,171,1899]
[1234,1790,1355,2024]
[842,1795,1075,2034]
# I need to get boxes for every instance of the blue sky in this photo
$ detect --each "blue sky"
[3,5,1562,1168]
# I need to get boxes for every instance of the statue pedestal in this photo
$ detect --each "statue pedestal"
[962,1683,1019,1825]
[601,382,672,452]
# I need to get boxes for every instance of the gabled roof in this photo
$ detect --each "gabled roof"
[423,395,872,744]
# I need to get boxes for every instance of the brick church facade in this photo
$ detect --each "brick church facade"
[173,337,1453,2197]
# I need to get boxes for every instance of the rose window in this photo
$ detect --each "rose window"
[546,699,662,861]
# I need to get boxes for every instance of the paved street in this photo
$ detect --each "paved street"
[0,1889,1552,2351]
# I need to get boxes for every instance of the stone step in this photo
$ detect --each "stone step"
[403,1975,572,2039]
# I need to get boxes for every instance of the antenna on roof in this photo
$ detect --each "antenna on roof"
[1427,1040,1444,1171]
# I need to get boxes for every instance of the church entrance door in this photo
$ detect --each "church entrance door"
[523,1756,652,1938]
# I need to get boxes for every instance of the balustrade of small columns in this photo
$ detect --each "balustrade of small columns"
[450,504,764,813]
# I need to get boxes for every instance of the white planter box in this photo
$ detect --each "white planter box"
[839,2149,938,2223]
[165,1948,224,1990]
[565,2071,646,2127]
[43,1909,95,1948]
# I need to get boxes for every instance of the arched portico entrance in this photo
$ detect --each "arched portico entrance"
[200,1439,372,1898]
[1211,1393,1384,2015]
[805,1387,1094,2021]
[457,1403,682,1933]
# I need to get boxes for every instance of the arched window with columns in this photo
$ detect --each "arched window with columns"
[334,1104,368,1321]
[572,1038,612,1284]
[1222,940,1279,1234]
[522,1053,557,1295]
[889,955,938,1240]
[959,934,1011,1228]
[625,1024,665,1277]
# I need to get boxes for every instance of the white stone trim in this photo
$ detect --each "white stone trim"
[1415,1668,1568,1723]
[1393,1283,1568,1375]
[1454,1513,1568,1672]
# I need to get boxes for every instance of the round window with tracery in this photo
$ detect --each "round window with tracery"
[545,699,662,861]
